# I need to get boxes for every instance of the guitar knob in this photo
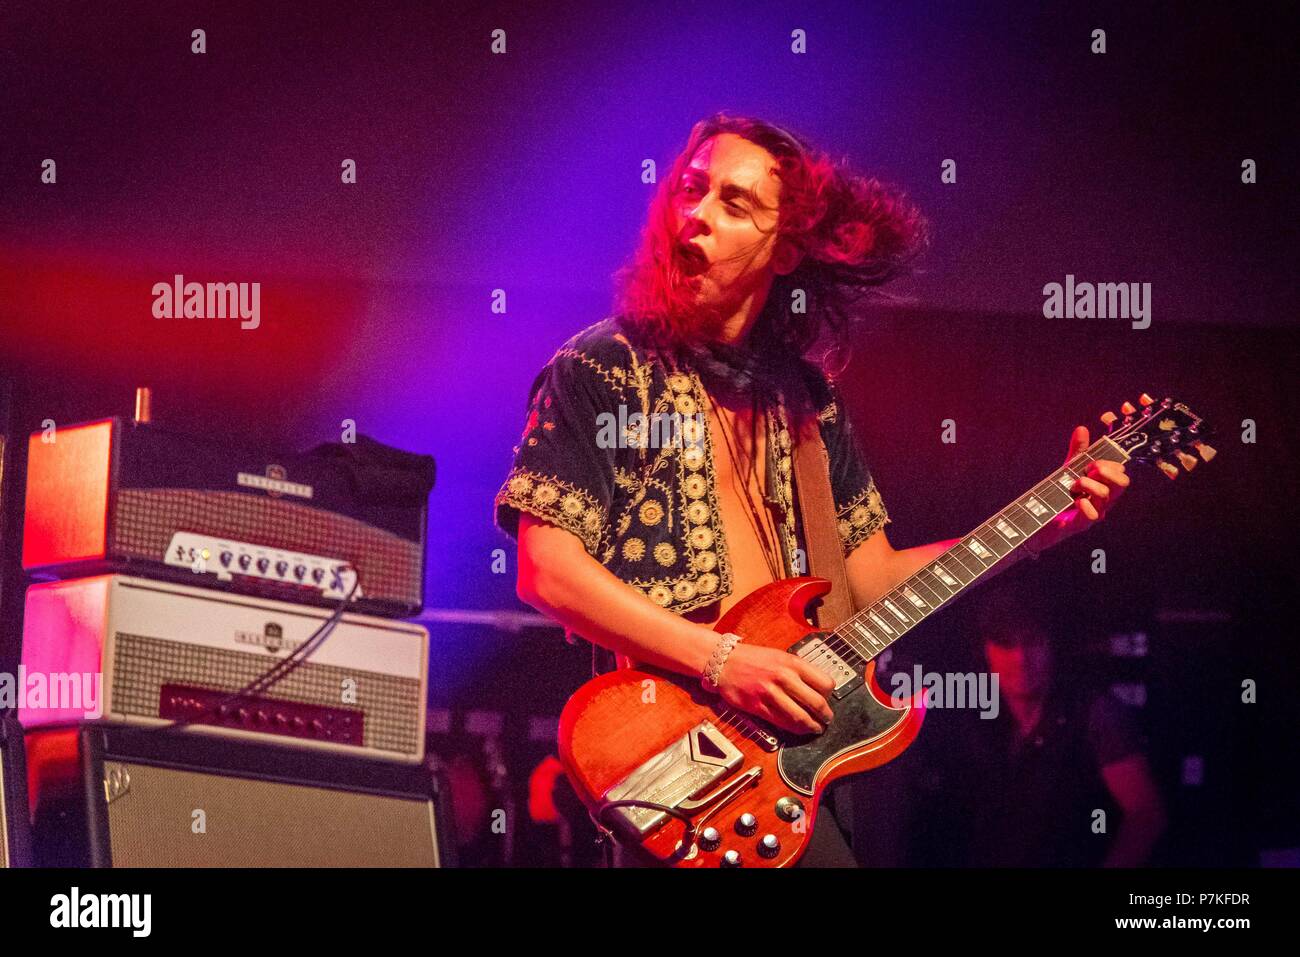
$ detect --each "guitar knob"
[720,849,743,868]
[1156,460,1180,479]
[698,827,721,851]
[758,834,781,858]
[775,796,805,823]
[735,813,758,836]
[1193,441,1217,462]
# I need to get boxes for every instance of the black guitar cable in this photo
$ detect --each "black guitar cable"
[149,566,360,735]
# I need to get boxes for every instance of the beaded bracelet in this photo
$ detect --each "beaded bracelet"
[701,632,743,693]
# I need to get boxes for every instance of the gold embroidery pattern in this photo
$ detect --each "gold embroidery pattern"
[622,537,646,561]
[653,542,676,566]
[647,584,673,606]
[688,525,714,550]
[837,478,890,554]
[770,396,802,576]
[638,500,664,526]
[496,467,608,557]
[622,365,733,614]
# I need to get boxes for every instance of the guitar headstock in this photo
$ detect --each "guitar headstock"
[1100,392,1214,479]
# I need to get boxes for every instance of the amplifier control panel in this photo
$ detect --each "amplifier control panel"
[164,532,362,601]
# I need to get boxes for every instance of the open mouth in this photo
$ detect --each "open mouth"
[677,242,709,275]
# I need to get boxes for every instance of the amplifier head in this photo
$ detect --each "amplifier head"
[23,418,434,617]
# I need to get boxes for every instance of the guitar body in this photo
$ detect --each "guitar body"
[557,394,1210,867]
[558,576,927,868]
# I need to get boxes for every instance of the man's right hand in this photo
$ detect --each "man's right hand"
[715,643,836,734]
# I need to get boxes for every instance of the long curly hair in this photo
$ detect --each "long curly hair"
[613,112,928,372]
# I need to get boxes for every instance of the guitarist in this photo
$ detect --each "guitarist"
[494,113,1130,866]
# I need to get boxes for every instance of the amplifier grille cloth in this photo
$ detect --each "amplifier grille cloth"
[115,489,421,605]
[112,633,422,756]
[106,762,439,867]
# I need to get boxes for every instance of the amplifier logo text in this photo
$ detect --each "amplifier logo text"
[50,887,151,937]
[152,273,260,330]
[237,467,313,499]
[235,622,303,654]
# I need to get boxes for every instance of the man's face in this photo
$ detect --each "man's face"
[670,133,787,316]
[985,631,1052,697]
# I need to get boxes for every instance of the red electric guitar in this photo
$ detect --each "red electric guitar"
[558,394,1213,867]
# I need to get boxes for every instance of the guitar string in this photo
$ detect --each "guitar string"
[707,443,1117,746]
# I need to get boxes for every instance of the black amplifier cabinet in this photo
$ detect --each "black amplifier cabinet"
[26,724,456,868]
[23,418,434,617]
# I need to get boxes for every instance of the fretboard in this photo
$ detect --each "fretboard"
[826,437,1129,665]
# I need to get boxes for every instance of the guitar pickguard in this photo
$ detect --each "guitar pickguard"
[777,680,911,795]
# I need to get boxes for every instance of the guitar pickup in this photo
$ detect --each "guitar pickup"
[790,633,864,700]
[601,721,744,842]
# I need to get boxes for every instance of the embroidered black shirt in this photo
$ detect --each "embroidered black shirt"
[494,317,889,616]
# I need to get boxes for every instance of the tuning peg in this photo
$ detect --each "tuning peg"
[1139,393,1155,407]
[1156,460,1180,479]
[1121,401,1137,415]
[1192,440,1217,462]
[1175,450,1198,472]
[1100,411,1118,431]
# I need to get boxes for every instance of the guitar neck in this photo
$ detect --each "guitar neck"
[830,436,1130,661]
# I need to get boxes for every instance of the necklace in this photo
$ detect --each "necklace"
[706,389,785,583]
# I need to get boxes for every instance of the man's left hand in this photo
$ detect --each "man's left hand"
[1036,425,1130,552]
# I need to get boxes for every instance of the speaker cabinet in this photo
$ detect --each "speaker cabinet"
[26,724,455,867]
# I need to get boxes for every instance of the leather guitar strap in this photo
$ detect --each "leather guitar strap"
[789,378,861,846]
[789,381,856,631]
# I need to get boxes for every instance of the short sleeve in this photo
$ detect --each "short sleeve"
[494,350,618,558]
[1086,691,1146,768]
[818,379,890,555]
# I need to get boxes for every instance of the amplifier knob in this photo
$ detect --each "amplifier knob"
[720,850,743,868]
[311,719,324,734]
[237,708,250,724]
[758,834,781,858]
[238,554,251,570]
[255,710,269,726]
[275,561,288,577]
[292,717,306,731]
[735,813,758,836]
[275,713,288,727]
[256,558,269,573]
[311,568,325,584]
[294,564,307,580]
[698,827,721,851]
[219,551,233,567]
